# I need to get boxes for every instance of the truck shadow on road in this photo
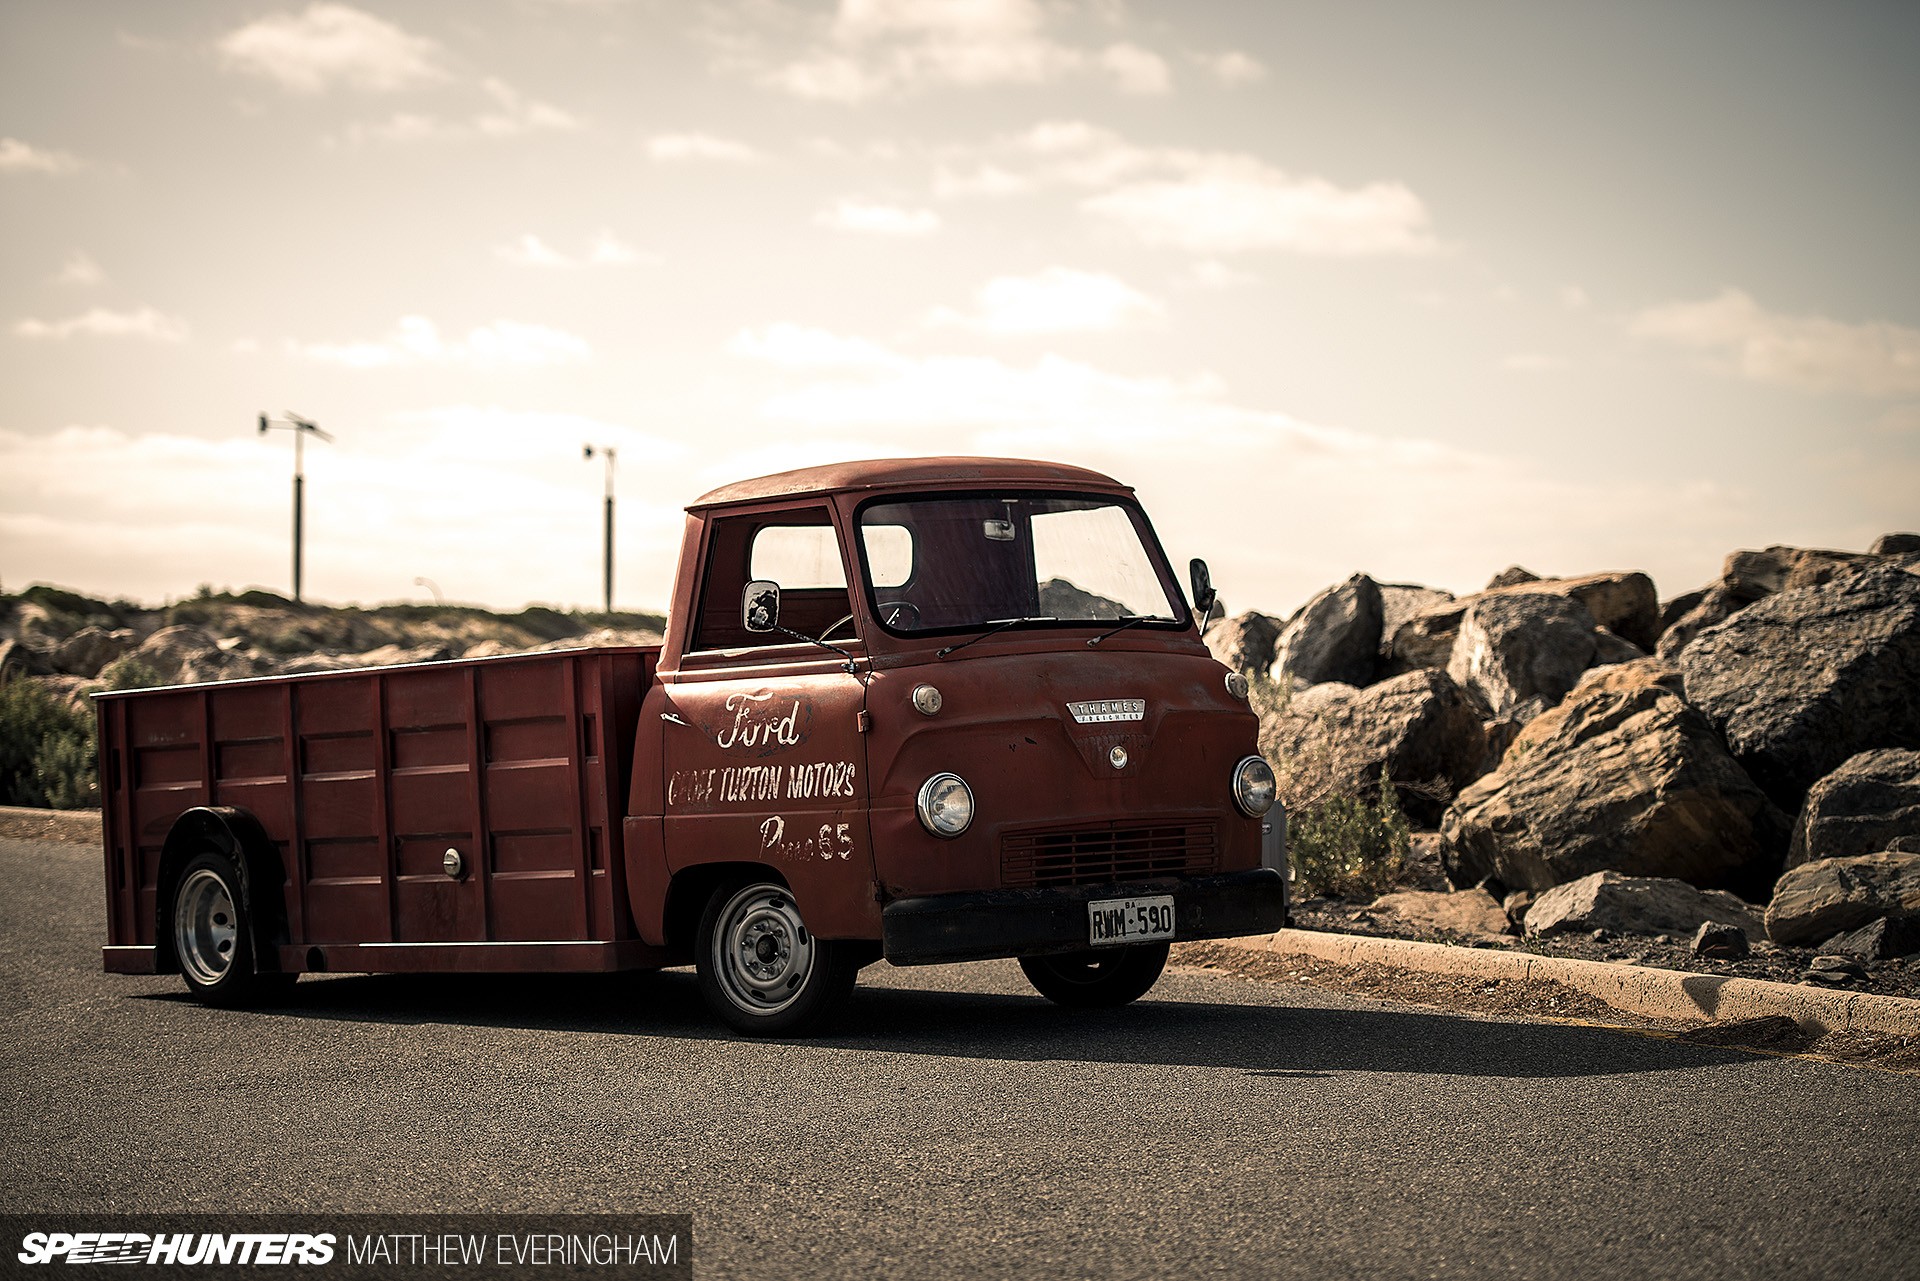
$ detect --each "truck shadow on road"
[138,966,1751,1080]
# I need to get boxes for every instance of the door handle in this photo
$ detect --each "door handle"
[661,712,690,727]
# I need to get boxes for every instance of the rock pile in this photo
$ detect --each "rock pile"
[1227,535,1920,964]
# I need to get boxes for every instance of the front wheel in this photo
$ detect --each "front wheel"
[170,850,294,1006]
[695,879,860,1035]
[1020,944,1169,1008]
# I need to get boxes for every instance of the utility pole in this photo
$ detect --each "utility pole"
[258,412,333,604]
[583,444,616,614]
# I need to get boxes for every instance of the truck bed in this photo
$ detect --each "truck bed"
[97,646,658,970]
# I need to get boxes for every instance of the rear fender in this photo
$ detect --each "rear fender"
[155,807,289,975]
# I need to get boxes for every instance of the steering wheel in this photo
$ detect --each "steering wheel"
[819,614,857,642]
[879,600,921,629]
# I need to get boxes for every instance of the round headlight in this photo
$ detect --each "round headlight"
[1232,755,1277,817]
[916,772,974,837]
[1225,671,1249,701]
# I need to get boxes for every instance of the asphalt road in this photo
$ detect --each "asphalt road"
[2,832,1915,1280]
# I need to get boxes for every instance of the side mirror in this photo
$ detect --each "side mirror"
[1189,558,1217,617]
[742,579,780,634]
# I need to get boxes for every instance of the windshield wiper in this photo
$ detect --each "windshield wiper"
[937,616,1054,658]
[1087,615,1157,647]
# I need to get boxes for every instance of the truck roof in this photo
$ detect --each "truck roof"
[688,456,1130,510]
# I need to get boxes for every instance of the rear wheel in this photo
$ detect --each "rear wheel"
[695,879,859,1035]
[1020,944,1169,1008]
[170,850,293,1006]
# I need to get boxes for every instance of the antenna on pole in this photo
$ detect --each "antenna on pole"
[583,444,616,614]
[258,412,334,603]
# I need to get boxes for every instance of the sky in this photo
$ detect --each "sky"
[2,0,1916,620]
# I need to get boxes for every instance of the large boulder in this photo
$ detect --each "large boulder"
[1377,584,1454,661]
[1386,571,1660,673]
[1206,611,1282,675]
[1485,565,1541,590]
[1523,871,1765,939]
[1369,887,1510,939]
[1723,545,1872,600]
[1259,668,1488,825]
[133,624,258,685]
[52,625,135,678]
[1440,684,1789,897]
[1567,656,1686,699]
[1679,565,1920,807]
[1272,573,1382,687]
[1445,592,1603,716]
[1788,749,1920,867]
[1655,585,1742,661]
[1871,533,1920,556]
[1764,851,1920,946]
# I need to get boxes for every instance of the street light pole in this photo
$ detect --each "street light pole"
[258,412,334,604]
[583,444,616,614]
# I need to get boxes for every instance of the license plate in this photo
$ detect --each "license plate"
[1087,895,1176,947]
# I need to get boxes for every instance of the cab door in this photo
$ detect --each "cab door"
[659,506,877,939]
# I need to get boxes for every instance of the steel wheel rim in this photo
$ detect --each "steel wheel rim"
[175,868,238,986]
[712,883,815,1016]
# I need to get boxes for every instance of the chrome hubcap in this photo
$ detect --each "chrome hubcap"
[713,884,815,1015]
[175,868,238,986]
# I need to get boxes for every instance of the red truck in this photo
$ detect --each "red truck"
[97,457,1288,1033]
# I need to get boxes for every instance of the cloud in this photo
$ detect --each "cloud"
[728,0,1174,101]
[644,132,759,162]
[1192,50,1265,85]
[0,137,84,174]
[816,200,941,235]
[1631,289,1920,398]
[927,267,1161,335]
[55,252,105,286]
[1083,156,1439,256]
[929,120,1440,256]
[289,316,590,367]
[339,77,582,143]
[217,3,445,93]
[13,307,188,342]
[495,232,649,268]
[727,324,903,371]
[0,412,689,610]
[1501,353,1570,373]
[1182,259,1258,289]
[719,324,1776,614]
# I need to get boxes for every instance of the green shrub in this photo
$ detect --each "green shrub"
[98,656,165,691]
[1286,769,1412,899]
[0,677,97,810]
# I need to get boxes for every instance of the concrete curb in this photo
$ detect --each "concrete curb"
[1219,928,1920,1038]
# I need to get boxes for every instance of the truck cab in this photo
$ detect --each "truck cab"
[98,456,1286,1035]
[628,457,1287,1030]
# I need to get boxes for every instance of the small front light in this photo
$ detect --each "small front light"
[1225,671,1249,701]
[916,772,974,837]
[912,684,943,716]
[1232,755,1277,817]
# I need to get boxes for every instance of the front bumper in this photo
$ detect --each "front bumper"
[880,867,1288,965]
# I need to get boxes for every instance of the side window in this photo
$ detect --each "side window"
[690,507,854,651]
[751,526,847,589]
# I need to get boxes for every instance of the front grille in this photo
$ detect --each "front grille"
[1001,821,1218,888]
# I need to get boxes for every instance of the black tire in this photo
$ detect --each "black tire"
[695,878,860,1036]
[169,850,294,1007]
[1020,943,1169,1008]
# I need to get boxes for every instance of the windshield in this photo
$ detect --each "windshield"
[856,492,1186,635]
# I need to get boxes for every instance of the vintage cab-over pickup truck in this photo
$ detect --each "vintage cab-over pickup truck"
[97,457,1288,1032]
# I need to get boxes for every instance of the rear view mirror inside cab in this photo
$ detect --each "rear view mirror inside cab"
[983,519,1016,542]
